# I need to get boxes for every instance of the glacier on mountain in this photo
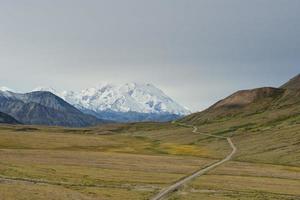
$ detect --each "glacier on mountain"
[34,83,190,122]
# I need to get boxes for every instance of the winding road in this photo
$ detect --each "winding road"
[150,125,237,200]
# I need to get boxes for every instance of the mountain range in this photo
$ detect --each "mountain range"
[33,83,190,122]
[0,90,104,127]
[0,83,190,126]
[1,74,298,127]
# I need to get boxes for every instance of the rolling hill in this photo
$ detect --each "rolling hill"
[168,74,300,199]
[180,74,300,129]
[178,74,300,165]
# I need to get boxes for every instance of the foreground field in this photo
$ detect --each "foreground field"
[0,123,219,200]
[0,121,299,200]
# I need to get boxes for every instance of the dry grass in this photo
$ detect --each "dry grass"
[168,121,300,199]
[0,123,217,199]
[0,110,299,200]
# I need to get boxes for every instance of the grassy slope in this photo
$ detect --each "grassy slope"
[170,88,300,199]
[180,88,300,165]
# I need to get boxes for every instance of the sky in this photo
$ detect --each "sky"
[0,0,299,111]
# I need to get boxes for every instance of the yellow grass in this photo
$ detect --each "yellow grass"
[0,123,216,199]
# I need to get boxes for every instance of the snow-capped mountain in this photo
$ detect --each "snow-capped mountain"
[33,83,190,122]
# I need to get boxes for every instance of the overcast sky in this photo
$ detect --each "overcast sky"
[0,0,299,111]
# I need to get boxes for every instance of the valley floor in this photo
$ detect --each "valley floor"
[0,122,299,199]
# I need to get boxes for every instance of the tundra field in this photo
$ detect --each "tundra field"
[1,1,299,199]
[0,120,299,200]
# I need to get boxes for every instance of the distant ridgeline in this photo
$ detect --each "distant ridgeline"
[2,74,298,127]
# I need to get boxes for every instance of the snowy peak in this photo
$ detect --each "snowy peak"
[33,83,191,116]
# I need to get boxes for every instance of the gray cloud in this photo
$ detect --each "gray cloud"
[0,0,299,111]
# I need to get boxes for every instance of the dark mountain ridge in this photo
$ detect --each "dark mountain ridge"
[0,91,106,127]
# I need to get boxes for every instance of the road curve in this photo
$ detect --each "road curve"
[150,125,237,200]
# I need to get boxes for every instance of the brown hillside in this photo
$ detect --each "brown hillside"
[180,74,300,126]
[211,87,284,109]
